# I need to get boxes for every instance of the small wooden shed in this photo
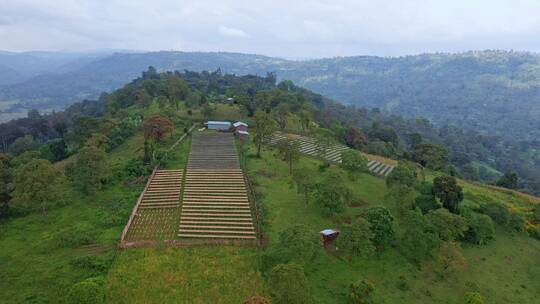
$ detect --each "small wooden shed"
[320,229,340,247]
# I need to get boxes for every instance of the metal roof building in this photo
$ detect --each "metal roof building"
[207,121,231,130]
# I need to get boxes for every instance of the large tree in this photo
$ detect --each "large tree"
[340,150,368,180]
[0,154,12,218]
[314,174,350,216]
[277,139,300,174]
[413,143,449,170]
[268,263,311,304]
[142,115,174,162]
[67,146,110,194]
[364,206,394,250]
[344,127,368,149]
[11,159,62,215]
[291,168,317,205]
[432,176,464,213]
[337,218,375,258]
[273,103,290,130]
[253,111,276,158]
[386,162,417,188]
[496,172,518,189]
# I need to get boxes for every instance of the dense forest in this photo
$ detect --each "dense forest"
[1,50,540,142]
[1,68,539,303]
[2,66,539,195]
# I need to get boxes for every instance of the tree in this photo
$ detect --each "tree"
[142,115,174,163]
[11,159,62,215]
[426,208,468,241]
[413,143,449,170]
[433,176,463,213]
[479,202,510,226]
[253,111,276,158]
[85,133,110,151]
[277,224,320,264]
[314,174,350,216]
[9,135,39,155]
[298,110,312,132]
[414,194,440,214]
[268,263,311,304]
[201,102,216,120]
[496,172,518,189]
[386,162,417,188]
[167,75,190,110]
[277,139,300,174]
[47,139,68,162]
[291,168,317,205]
[348,279,375,304]
[0,154,12,218]
[364,206,394,250]
[273,103,290,130]
[67,146,109,194]
[337,218,375,258]
[400,210,440,264]
[344,127,368,149]
[463,213,495,245]
[341,150,368,180]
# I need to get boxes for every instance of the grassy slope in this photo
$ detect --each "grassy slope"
[2,102,539,303]
[244,142,540,304]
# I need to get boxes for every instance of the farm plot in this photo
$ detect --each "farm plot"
[122,169,183,242]
[270,133,395,177]
[179,133,256,242]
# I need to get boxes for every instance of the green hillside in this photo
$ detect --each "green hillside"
[1,71,539,303]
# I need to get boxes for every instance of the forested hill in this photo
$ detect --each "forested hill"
[1,50,540,142]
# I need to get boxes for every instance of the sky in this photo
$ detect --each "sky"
[1,0,540,59]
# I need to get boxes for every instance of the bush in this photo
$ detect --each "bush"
[464,292,485,304]
[66,277,105,304]
[123,158,152,179]
[463,213,495,245]
[54,224,99,248]
[348,279,375,304]
[268,263,311,304]
[479,202,509,226]
[415,194,440,214]
[386,163,417,188]
[66,278,105,304]
[426,208,468,241]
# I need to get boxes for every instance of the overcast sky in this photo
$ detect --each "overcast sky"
[1,0,540,58]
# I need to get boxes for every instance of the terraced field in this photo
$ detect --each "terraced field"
[270,132,395,177]
[122,169,183,243]
[178,133,257,243]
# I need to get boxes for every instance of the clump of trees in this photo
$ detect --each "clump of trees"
[11,158,63,216]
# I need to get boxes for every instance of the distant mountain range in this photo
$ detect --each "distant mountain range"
[1,50,539,141]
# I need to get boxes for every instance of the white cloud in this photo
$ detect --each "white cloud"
[1,0,540,57]
[218,25,249,38]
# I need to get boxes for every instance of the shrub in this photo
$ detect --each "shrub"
[426,209,468,241]
[463,213,495,245]
[66,277,105,304]
[479,202,509,226]
[415,194,440,214]
[464,292,485,304]
[54,224,99,248]
[348,279,375,304]
[268,263,311,304]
